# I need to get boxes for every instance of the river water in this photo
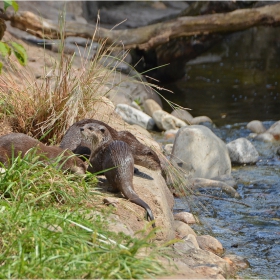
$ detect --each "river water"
[160,26,280,279]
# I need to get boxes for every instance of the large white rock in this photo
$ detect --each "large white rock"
[115,104,155,130]
[153,110,187,131]
[226,138,259,164]
[171,125,231,179]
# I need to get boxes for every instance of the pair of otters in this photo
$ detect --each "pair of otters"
[0,119,161,227]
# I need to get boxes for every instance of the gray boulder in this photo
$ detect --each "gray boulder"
[115,104,155,130]
[226,138,259,164]
[171,125,231,179]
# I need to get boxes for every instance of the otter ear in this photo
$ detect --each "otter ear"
[100,128,105,133]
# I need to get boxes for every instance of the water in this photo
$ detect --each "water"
[158,26,280,278]
[161,26,280,126]
[172,123,280,279]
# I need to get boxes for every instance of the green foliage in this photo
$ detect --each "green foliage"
[10,42,27,66]
[0,42,11,57]
[0,152,167,279]
[3,0,18,12]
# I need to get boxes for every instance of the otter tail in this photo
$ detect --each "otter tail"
[130,197,155,228]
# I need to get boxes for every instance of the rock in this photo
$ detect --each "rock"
[163,144,173,156]
[266,120,280,140]
[174,234,200,254]
[226,138,259,164]
[277,147,280,156]
[190,116,213,125]
[106,72,162,108]
[255,132,275,142]
[174,212,196,224]
[115,104,156,130]
[171,125,231,179]
[107,214,135,236]
[143,99,162,117]
[196,235,224,256]
[223,254,250,271]
[247,120,266,134]
[153,110,187,131]
[171,108,193,124]
[177,248,232,277]
[164,129,178,140]
[174,220,197,237]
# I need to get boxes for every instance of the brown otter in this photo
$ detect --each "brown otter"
[0,133,86,174]
[60,119,161,171]
[80,122,155,227]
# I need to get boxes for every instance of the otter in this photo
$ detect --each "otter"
[0,133,86,174]
[80,123,155,227]
[60,119,161,171]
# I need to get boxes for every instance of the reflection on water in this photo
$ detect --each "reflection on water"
[161,26,280,126]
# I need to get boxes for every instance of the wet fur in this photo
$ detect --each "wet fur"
[60,119,161,170]
[0,133,86,174]
[80,123,155,226]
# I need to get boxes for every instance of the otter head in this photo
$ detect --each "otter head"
[80,123,112,151]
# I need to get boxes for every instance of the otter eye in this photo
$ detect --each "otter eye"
[100,128,105,133]
[147,151,153,156]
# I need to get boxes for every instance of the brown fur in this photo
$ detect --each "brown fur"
[80,123,155,226]
[60,119,161,171]
[0,133,86,174]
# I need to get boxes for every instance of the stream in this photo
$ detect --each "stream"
[160,26,280,278]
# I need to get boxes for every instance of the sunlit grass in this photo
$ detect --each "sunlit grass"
[0,152,168,279]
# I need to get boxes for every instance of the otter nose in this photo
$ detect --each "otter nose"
[80,127,84,132]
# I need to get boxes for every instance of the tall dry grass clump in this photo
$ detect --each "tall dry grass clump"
[0,12,133,143]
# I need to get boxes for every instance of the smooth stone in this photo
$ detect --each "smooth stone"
[115,104,156,130]
[174,220,197,237]
[174,234,200,255]
[174,212,196,224]
[153,110,187,131]
[247,120,266,134]
[196,235,224,256]
[171,108,193,124]
[223,254,250,270]
[171,125,231,179]
[164,129,178,140]
[226,137,259,164]
[190,116,213,125]
[143,99,162,117]
[266,120,280,140]
[255,132,275,142]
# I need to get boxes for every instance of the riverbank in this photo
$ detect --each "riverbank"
[0,21,252,278]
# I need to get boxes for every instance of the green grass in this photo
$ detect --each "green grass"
[0,152,168,279]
